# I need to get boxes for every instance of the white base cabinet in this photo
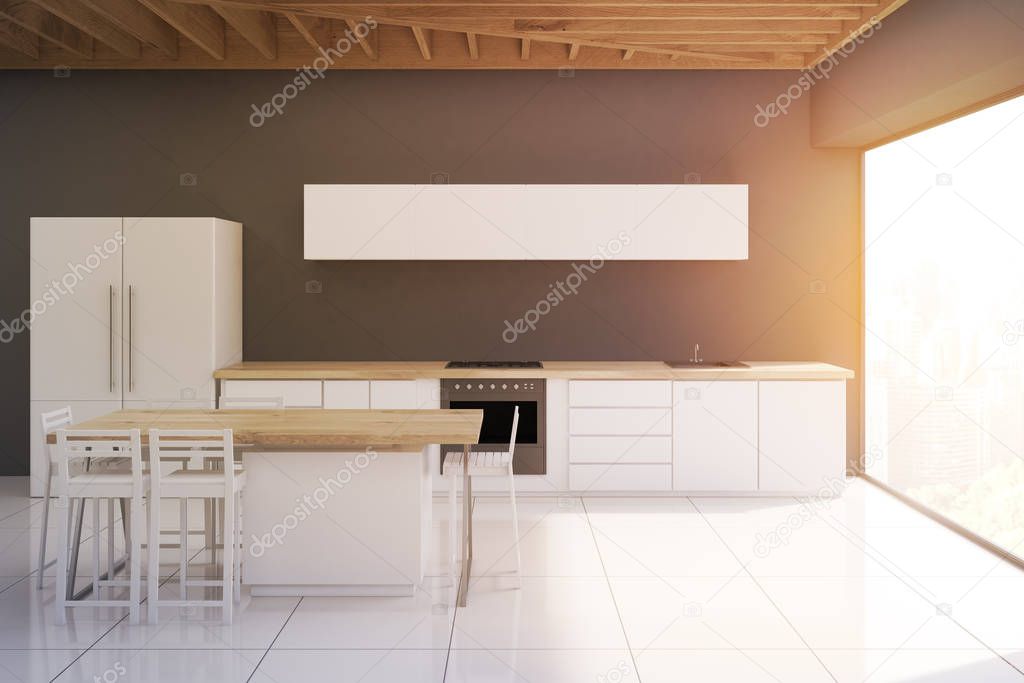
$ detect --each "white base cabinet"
[217,377,847,495]
[757,381,845,493]
[568,380,674,492]
[673,381,758,492]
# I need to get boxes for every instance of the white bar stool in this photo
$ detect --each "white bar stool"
[54,429,145,625]
[36,407,74,590]
[147,429,244,625]
[443,406,521,587]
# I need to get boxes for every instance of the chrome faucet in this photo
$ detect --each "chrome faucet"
[690,343,703,364]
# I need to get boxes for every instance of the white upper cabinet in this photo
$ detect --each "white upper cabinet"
[304,184,748,260]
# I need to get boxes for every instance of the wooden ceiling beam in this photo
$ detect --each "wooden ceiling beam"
[137,0,224,59]
[78,0,176,57]
[0,24,812,68]
[275,7,769,62]
[286,5,864,20]
[213,5,277,58]
[0,0,92,57]
[226,0,878,6]
[465,29,476,58]
[621,47,633,60]
[809,0,909,67]
[579,32,830,44]
[567,39,578,59]
[410,24,429,59]
[519,35,528,59]
[0,16,37,57]
[345,16,376,58]
[284,11,329,51]
[513,18,843,33]
[30,0,138,56]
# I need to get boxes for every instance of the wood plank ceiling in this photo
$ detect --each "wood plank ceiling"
[0,0,911,70]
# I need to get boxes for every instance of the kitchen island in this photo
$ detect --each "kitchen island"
[53,408,483,598]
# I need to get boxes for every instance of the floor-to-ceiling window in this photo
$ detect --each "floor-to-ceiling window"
[865,93,1024,559]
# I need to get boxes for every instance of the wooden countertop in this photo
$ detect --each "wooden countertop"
[214,361,854,381]
[48,409,484,452]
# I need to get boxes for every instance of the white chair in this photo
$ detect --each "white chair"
[443,406,521,586]
[147,429,244,625]
[54,429,145,625]
[36,407,74,590]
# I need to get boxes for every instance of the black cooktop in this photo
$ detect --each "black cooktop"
[445,361,544,369]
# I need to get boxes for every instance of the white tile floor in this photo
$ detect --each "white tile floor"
[0,476,1022,682]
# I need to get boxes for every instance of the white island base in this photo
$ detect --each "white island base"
[242,448,433,597]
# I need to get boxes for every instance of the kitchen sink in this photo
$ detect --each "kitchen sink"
[665,360,749,368]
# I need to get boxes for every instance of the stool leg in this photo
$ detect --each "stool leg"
[37,458,53,590]
[55,496,69,625]
[179,498,187,600]
[91,499,100,600]
[106,499,115,583]
[129,494,142,625]
[221,493,234,625]
[448,470,457,571]
[508,465,521,588]
[233,491,242,603]
[147,490,160,625]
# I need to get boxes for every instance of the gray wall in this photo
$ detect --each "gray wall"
[0,69,862,476]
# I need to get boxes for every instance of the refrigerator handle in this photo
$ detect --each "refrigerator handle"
[128,285,134,393]
[109,285,116,392]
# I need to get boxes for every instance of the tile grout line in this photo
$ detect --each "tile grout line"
[441,494,467,683]
[0,498,40,526]
[580,497,643,683]
[48,546,206,682]
[691,496,840,683]
[812,508,1024,677]
[245,596,303,682]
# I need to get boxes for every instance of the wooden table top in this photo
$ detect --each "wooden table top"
[213,360,855,381]
[48,409,484,452]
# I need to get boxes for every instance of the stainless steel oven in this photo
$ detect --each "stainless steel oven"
[440,377,546,475]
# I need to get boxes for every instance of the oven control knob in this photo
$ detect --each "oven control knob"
[454,384,460,390]
[502,384,507,390]
[478,384,483,389]
[513,384,519,389]
[490,384,495,389]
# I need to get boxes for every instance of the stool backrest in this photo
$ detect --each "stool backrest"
[148,429,234,495]
[55,429,144,495]
[40,407,74,473]
[508,405,520,459]
[218,396,284,409]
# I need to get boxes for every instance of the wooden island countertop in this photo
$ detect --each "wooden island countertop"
[48,408,484,452]
[213,360,854,381]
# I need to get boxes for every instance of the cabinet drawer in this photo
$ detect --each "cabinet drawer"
[222,380,322,408]
[569,408,671,435]
[569,380,672,407]
[370,380,420,409]
[323,381,370,408]
[569,436,672,464]
[569,464,672,491]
